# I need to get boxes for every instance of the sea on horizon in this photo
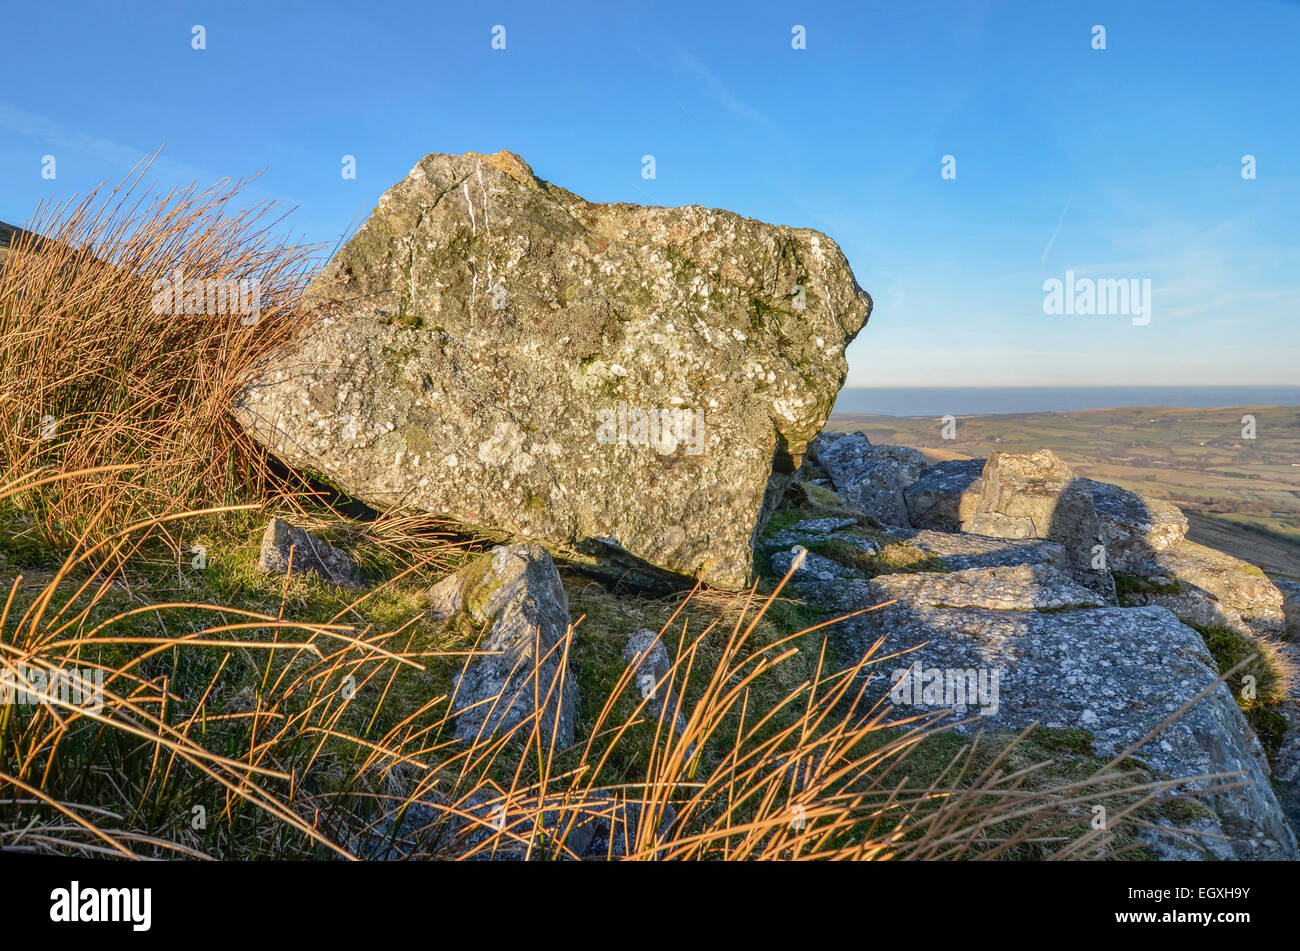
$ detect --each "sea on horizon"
[830,386,1300,418]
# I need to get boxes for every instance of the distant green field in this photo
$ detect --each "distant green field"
[827,405,1300,581]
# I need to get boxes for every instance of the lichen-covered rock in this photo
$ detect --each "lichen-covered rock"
[621,629,688,737]
[839,601,1296,860]
[904,458,984,531]
[961,450,1115,600]
[235,150,871,589]
[1083,478,1188,571]
[816,434,927,526]
[256,518,362,587]
[433,543,579,748]
[868,563,1106,612]
[1125,540,1285,638]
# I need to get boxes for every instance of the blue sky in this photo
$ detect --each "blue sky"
[2,0,1297,386]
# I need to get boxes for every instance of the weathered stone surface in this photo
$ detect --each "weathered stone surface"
[960,450,1115,600]
[804,430,847,465]
[1083,478,1188,571]
[868,564,1106,612]
[235,150,870,589]
[884,527,1072,574]
[434,543,579,748]
[1125,540,1285,638]
[904,458,984,531]
[621,629,688,737]
[255,518,362,587]
[817,434,927,526]
[771,545,861,584]
[1277,580,1300,641]
[838,601,1296,860]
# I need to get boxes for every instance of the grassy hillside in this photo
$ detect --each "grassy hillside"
[828,405,1300,581]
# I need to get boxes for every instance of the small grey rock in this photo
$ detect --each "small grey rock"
[256,518,362,587]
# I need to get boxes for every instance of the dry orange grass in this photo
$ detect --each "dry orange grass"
[0,155,319,549]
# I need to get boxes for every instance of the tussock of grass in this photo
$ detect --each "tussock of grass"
[1193,623,1294,763]
[0,157,318,552]
[1114,573,1182,598]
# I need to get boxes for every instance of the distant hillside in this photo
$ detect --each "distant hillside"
[827,404,1300,581]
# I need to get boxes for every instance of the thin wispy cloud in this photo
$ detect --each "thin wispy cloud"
[1040,196,1071,265]
[0,104,294,213]
[668,45,769,124]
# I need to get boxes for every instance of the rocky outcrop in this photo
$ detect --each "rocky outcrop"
[848,601,1294,860]
[1122,540,1286,638]
[235,150,870,589]
[430,543,579,748]
[960,450,1116,600]
[256,518,362,587]
[816,433,927,526]
[1083,479,1188,571]
[763,477,1298,860]
[904,458,984,531]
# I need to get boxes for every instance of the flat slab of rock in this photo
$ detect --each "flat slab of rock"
[868,563,1106,612]
[235,150,870,589]
[817,434,927,526]
[904,458,984,532]
[960,450,1116,601]
[885,527,1072,574]
[841,602,1296,860]
[1125,540,1285,638]
[432,543,579,748]
[256,518,362,587]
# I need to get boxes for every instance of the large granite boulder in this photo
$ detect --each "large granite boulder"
[904,458,984,531]
[816,433,927,526]
[235,150,870,589]
[960,450,1115,600]
[1083,479,1188,571]
[429,543,579,748]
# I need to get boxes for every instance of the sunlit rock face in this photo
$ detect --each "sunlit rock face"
[236,150,870,588]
